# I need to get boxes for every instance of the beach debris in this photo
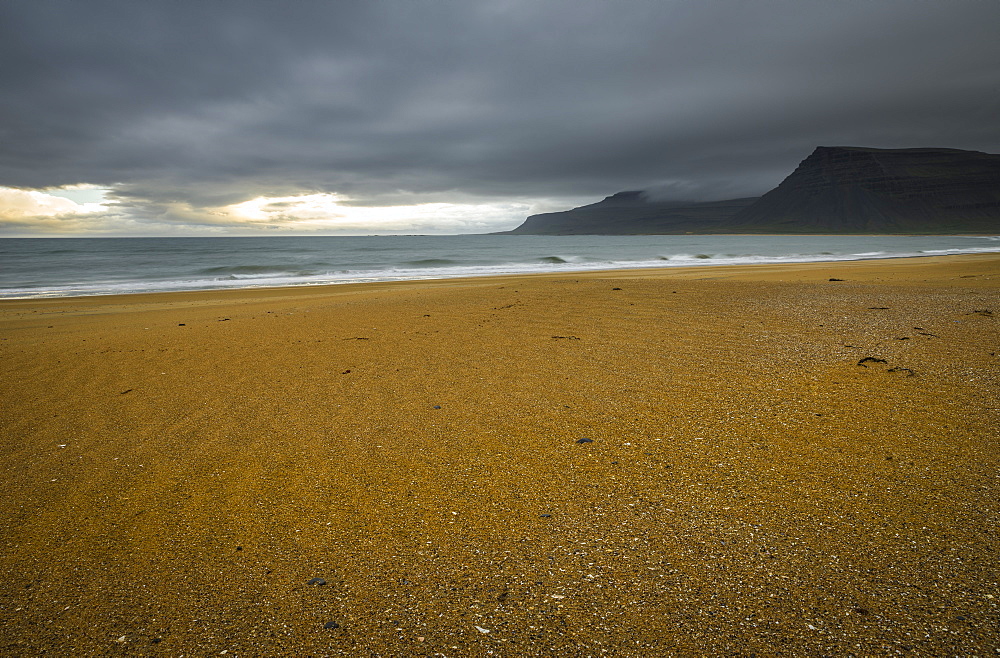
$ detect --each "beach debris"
[324,621,340,629]
[857,357,888,367]
[868,307,890,310]
[218,318,230,321]
[119,389,133,395]
[308,578,327,586]
[551,594,565,599]
[433,405,442,409]
[552,335,580,340]
[474,625,491,634]
[576,437,593,444]
[828,278,844,281]
[539,514,552,518]
[341,369,351,374]
[612,287,622,290]
[888,367,915,376]
[115,635,126,643]
[969,309,994,316]
[177,323,186,326]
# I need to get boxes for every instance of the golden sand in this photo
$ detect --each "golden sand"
[1,254,998,655]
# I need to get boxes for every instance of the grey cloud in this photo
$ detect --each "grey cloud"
[1,0,999,232]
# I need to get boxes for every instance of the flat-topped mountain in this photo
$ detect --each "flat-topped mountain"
[500,146,1000,234]
[732,147,1000,233]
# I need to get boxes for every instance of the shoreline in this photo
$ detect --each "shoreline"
[2,252,998,654]
[2,251,998,305]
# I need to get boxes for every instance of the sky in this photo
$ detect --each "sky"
[2,0,999,236]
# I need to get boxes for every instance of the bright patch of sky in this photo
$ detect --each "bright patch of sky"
[216,193,533,233]
[0,185,111,218]
[44,185,111,206]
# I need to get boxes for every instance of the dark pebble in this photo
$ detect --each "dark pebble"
[433,405,442,409]
[539,514,552,518]
[236,546,242,551]
[576,437,593,444]
[324,621,340,629]
[308,578,327,586]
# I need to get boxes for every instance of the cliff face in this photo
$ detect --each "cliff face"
[501,193,758,235]
[730,147,1000,233]
[502,146,1000,235]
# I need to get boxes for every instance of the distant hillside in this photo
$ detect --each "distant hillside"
[500,146,1000,234]
[499,193,759,234]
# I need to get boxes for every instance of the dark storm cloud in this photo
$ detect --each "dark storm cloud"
[2,0,999,228]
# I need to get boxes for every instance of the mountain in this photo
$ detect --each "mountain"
[731,147,1000,233]
[499,193,759,234]
[500,146,1000,234]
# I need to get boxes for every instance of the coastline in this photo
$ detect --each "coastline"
[1,253,998,654]
[3,250,999,305]
[2,233,997,301]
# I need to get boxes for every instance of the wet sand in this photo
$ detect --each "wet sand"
[1,254,998,655]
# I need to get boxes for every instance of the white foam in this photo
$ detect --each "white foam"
[3,235,998,299]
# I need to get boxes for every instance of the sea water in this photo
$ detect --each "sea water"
[1,234,998,299]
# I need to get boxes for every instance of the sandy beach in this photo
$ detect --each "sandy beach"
[1,253,998,656]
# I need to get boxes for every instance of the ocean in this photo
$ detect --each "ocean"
[1,234,998,299]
